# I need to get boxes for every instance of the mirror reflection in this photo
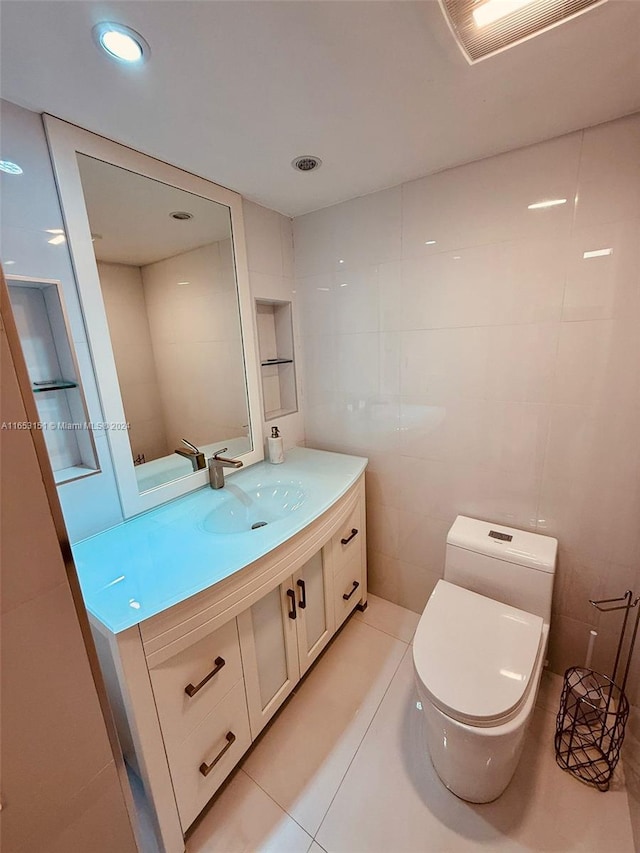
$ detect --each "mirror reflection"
[76,154,251,493]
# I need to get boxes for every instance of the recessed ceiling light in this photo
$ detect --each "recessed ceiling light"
[170,211,193,221]
[339,259,345,264]
[48,234,66,245]
[45,228,65,234]
[93,22,149,64]
[527,198,567,210]
[424,240,437,245]
[0,160,23,175]
[292,156,322,173]
[4,260,16,265]
[473,0,537,28]
[340,283,348,287]
[177,281,191,286]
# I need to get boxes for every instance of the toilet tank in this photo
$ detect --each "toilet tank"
[444,516,557,624]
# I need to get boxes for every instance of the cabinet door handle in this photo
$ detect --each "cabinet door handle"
[287,588,297,619]
[184,656,226,698]
[297,578,307,609]
[199,731,236,777]
[341,528,358,545]
[343,580,360,601]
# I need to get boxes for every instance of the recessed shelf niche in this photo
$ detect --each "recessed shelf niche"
[255,299,298,421]
[7,275,99,484]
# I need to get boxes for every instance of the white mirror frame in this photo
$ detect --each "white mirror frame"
[44,115,264,517]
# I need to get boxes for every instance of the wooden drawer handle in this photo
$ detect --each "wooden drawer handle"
[343,580,360,601]
[185,656,226,697]
[341,528,358,545]
[199,731,236,777]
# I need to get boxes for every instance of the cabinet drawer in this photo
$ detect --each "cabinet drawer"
[149,618,243,748]
[333,501,363,575]
[168,679,251,830]
[334,556,363,629]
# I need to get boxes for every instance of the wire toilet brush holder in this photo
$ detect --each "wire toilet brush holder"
[555,589,640,791]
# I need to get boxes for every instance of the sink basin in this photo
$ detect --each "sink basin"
[200,481,306,534]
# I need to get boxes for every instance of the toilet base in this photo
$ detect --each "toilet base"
[421,697,529,803]
[415,624,548,804]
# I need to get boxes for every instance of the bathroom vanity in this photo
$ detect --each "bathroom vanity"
[73,448,367,853]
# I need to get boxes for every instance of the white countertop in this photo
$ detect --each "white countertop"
[72,447,367,634]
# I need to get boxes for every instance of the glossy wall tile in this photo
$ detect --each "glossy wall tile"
[294,111,640,701]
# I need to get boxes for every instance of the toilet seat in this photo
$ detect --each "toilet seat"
[413,580,544,728]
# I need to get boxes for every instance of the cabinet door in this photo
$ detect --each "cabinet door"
[294,549,334,677]
[237,584,300,739]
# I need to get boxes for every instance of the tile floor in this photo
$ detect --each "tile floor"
[137,595,636,852]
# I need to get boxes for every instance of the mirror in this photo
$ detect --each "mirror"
[44,116,263,517]
[76,154,251,493]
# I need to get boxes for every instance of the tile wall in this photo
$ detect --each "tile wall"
[242,200,304,450]
[294,112,640,696]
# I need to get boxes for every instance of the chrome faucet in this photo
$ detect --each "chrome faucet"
[208,447,243,489]
[174,438,206,472]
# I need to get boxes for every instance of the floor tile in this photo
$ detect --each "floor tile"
[316,647,635,853]
[353,592,420,643]
[241,617,406,836]
[186,769,312,853]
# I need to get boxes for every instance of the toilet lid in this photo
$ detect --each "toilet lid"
[413,580,543,726]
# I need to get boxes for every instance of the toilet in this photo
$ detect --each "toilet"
[413,515,557,803]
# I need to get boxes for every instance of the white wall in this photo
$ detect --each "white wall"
[98,261,169,462]
[294,112,640,695]
[243,200,304,451]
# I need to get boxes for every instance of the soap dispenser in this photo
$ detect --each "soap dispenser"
[267,426,284,464]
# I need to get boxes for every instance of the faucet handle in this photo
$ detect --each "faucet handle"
[181,438,201,454]
[212,447,228,459]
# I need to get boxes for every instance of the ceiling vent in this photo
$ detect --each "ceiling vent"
[439,0,607,63]
[292,156,322,173]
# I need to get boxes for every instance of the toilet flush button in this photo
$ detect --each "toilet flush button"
[488,530,513,542]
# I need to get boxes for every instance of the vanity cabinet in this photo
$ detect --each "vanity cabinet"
[87,469,366,853]
[238,549,335,738]
[147,619,252,828]
[333,499,366,630]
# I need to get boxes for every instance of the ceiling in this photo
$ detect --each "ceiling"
[1,1,640,217]
[77,153,232,265]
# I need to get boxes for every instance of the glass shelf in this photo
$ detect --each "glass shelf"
[32,379,78,392]
[7,275,99,485]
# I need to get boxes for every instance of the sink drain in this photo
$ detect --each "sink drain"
[251,521,268,530]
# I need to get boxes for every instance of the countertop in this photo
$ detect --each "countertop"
[72,447,367,634]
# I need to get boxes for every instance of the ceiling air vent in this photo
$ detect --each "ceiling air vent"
[439,0,607,64]
[292,156,322,173]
